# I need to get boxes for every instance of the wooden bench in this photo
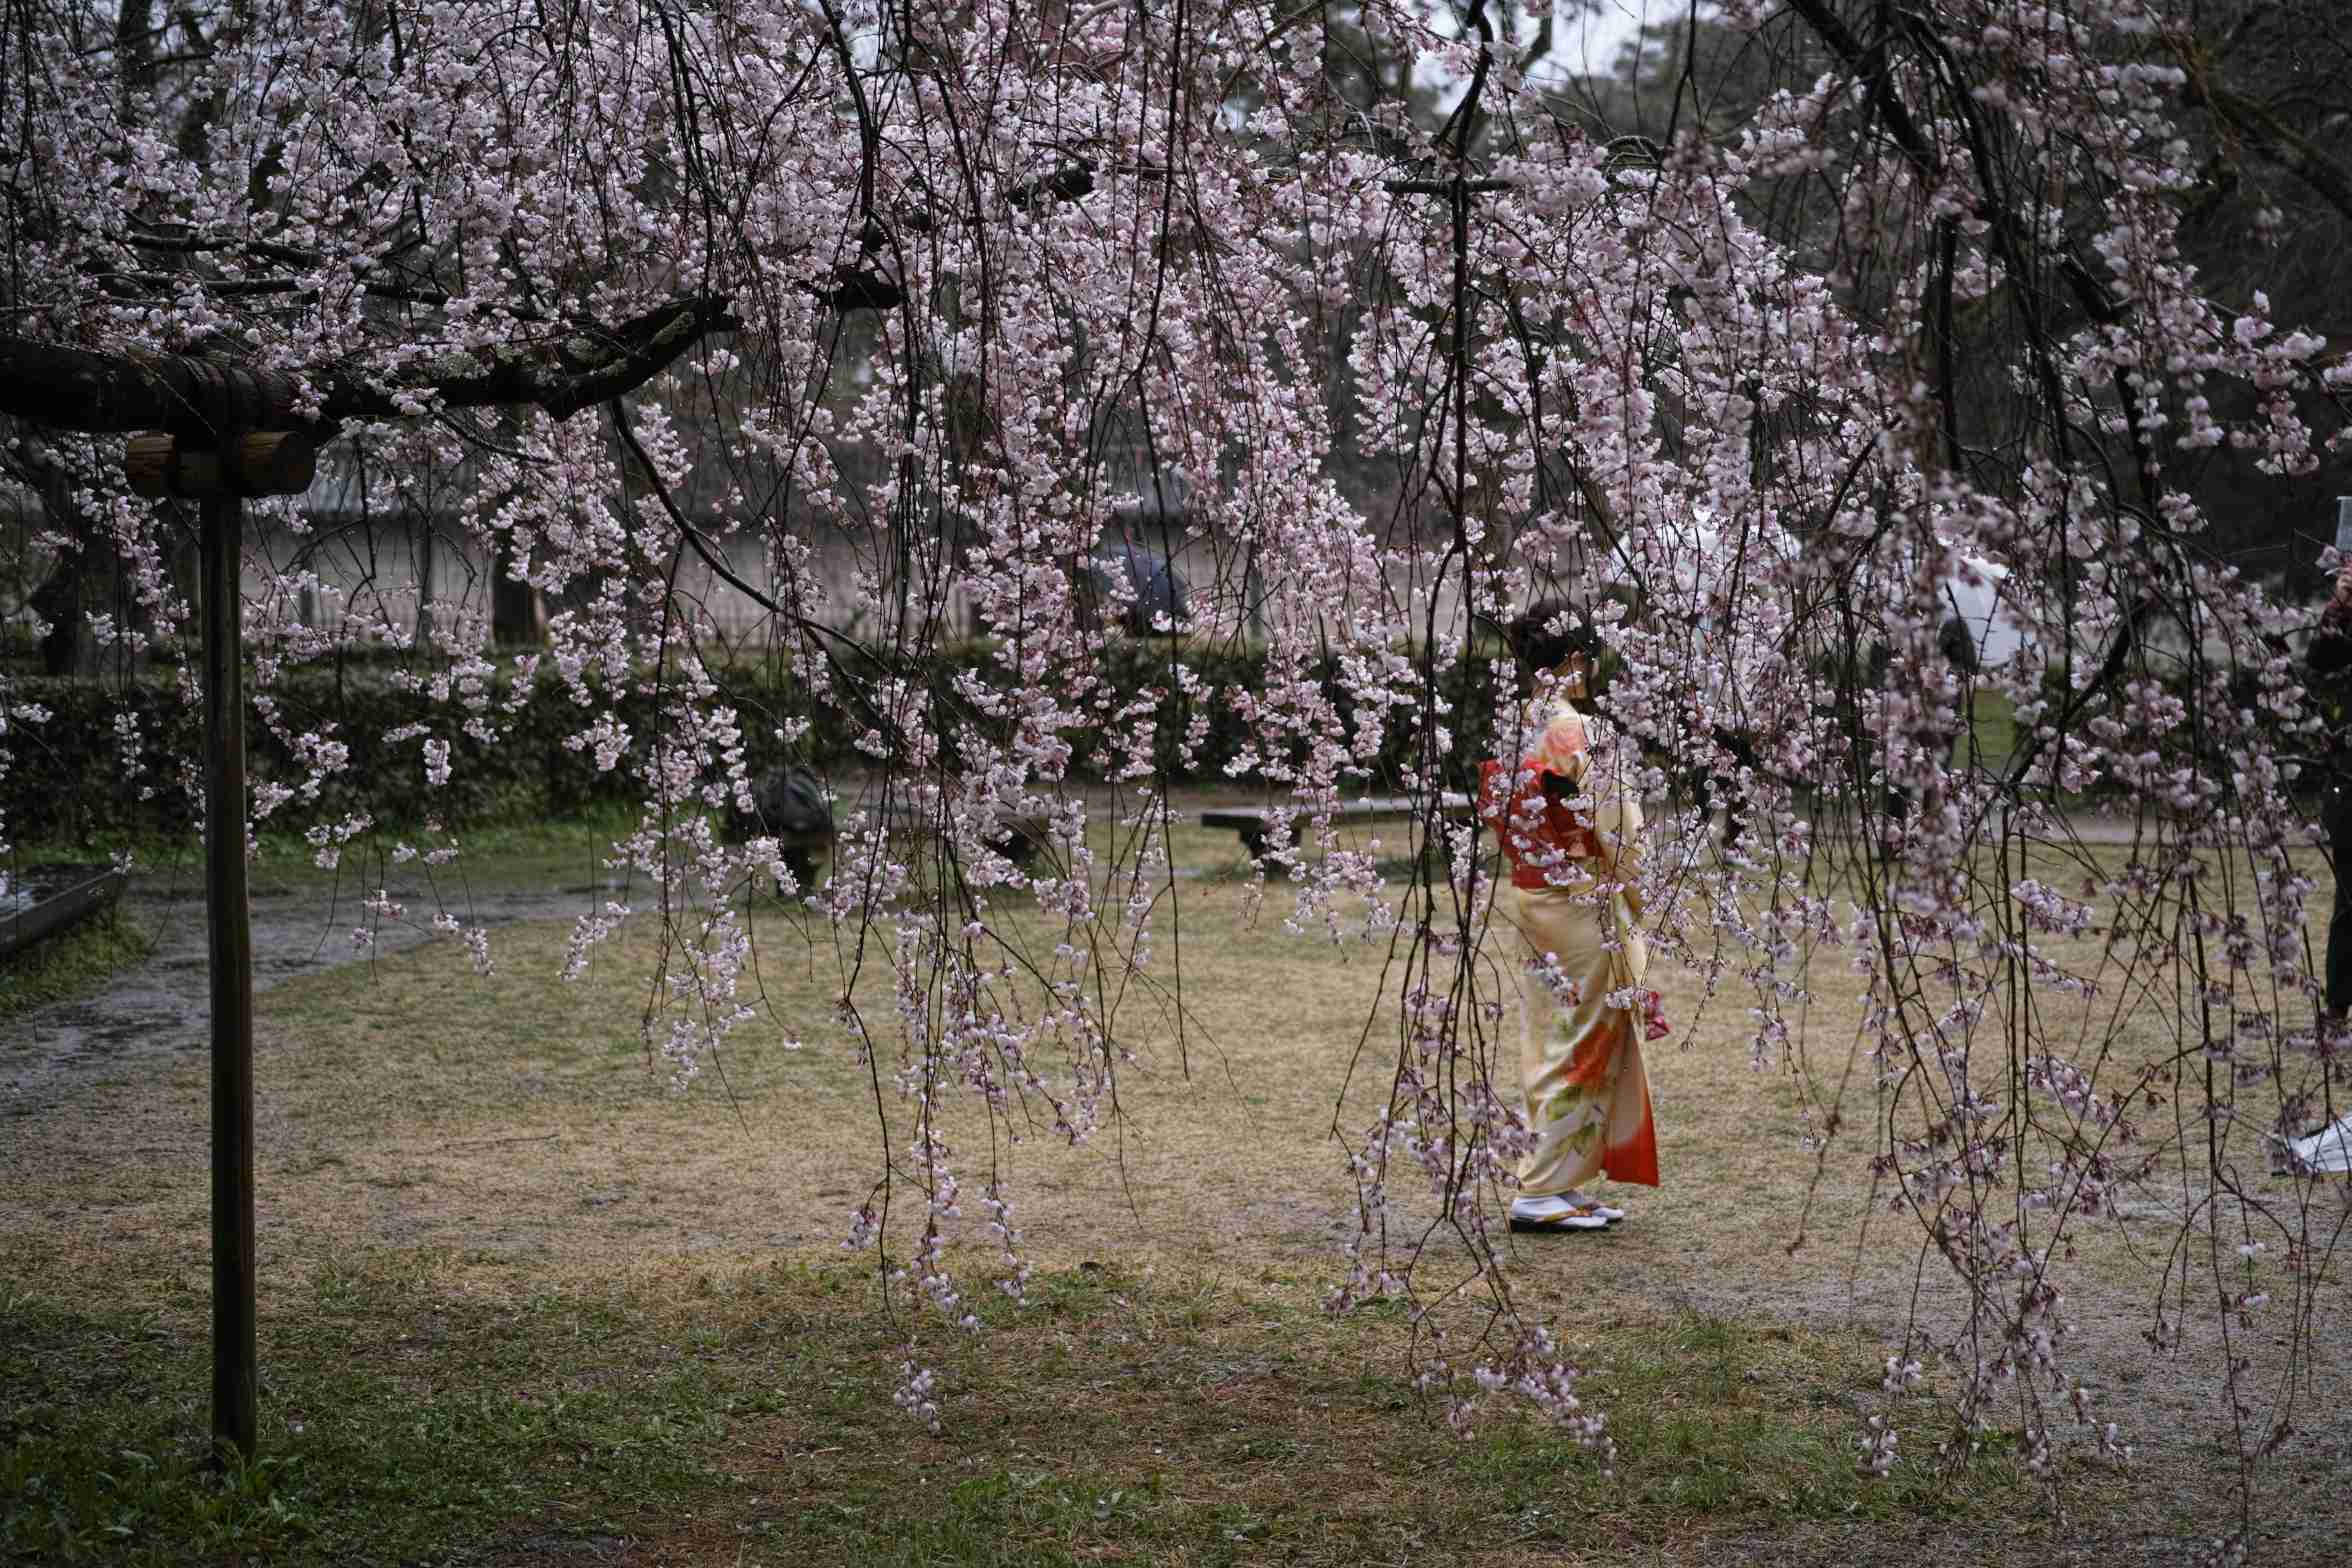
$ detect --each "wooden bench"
[1200,794,1475,858]
[0,862,126,961]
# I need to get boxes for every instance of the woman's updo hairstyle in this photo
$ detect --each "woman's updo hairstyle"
[1505,597,1603,676]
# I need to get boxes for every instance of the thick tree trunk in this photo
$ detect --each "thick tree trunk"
[491,540,547,648]
[30,556,97,675]
[31,457,102,675]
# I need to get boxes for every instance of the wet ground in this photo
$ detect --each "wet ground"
[1,871,613,1119]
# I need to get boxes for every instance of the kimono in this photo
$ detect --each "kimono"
[1479,695,1662,1196]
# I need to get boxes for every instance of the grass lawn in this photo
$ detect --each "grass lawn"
[3,808,2347,1565]
[1962,689,2019,769]
[2,1256,2071,1568]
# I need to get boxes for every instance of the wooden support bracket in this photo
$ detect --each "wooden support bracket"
[126,430,317,499]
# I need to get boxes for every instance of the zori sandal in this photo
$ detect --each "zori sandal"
[1552,1190,1627,1225]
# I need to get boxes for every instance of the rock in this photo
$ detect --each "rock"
[731,766,834,838]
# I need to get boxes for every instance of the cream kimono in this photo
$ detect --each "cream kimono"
[1481,695,1661,1196]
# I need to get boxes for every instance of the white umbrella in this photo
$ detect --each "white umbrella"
[2287,1113,2352,1174]
[1609,512,2028,668]
[1937,557,2028,669]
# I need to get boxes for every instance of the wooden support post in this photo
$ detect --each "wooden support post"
[201,486,257,1463]
[127,427,312,1465]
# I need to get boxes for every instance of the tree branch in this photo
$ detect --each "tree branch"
[1784,0,2124,328]
[0,295,740,438]
[2182,72,2352,227]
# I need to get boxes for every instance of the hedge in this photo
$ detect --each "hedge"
[2,642,1514,848]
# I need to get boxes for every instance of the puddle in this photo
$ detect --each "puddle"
[3,881,604,1119]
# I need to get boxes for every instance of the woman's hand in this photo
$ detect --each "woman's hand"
[2333,556,2352,616]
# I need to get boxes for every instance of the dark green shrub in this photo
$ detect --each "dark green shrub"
[3,642,1513,849]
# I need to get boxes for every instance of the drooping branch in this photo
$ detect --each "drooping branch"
[0,295,741,438]
[2180,72,2352,228]
[1783,0,2125,330]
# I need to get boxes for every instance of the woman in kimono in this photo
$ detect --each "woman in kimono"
[1481,600,1663,1233]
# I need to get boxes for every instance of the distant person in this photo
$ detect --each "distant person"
[2308,553,2352,1031]
[1478,600,1665,1234]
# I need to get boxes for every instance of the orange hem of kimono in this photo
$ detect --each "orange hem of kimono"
[1522,1012,1663,1194]
[1600,1071,1661,1189]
